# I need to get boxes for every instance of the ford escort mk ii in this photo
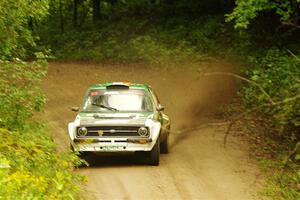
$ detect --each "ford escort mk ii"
[68,82,170,165]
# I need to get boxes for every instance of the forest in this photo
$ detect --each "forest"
[0,0,299,199]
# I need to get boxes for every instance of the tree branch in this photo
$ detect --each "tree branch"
[280,141,300,180]
[203,71,300,147]
[277,21,300,31]
[223,94,300,146]
[292,76,300,84]
[204,72,275,105]
[287,49,300,63]
[223,106,261,147]
[281,22,300,29]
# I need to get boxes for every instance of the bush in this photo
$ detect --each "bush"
[0,128,84,199]
[0,0,49,60]
[239,48,300,200]
[42,16,223,65]
[0,59,85,199]
[242,48,300,137]
[0,59,47,129]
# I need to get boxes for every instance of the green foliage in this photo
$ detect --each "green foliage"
[45,16,224,65]
[226,0,300,29]
[0,0,49,60]
[0,0,85,198]
[0,59,85,199]
[0,59,47,129]
[225,3,300,198]
[242,49,300,134]
[256,144,300,200]
[0,127,85,199]
[1,0,298,198]
[239,48,300,200]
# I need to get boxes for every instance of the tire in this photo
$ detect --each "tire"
[160,133,169,154]
[149,138,160,166]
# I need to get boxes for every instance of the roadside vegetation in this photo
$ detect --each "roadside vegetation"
[0,1,84,199]
[1,0,299,199]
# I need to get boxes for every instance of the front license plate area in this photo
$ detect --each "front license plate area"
[78,142,125,151]
[101,145,122,151]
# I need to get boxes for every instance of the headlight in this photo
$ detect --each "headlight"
[77,127,87,136]
[138,127,149,137]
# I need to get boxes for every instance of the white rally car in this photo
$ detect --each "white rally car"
[68,82,170,165]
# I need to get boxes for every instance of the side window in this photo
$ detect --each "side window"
[149,88,160,107]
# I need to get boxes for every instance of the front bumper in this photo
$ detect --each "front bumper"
[72,137,154,152]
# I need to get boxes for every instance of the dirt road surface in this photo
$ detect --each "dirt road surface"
[42,62,262,200]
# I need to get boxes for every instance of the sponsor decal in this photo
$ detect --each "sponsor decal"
[98,130,104,136]
[90,91,99,96]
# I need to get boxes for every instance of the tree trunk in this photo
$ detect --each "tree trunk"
[92,0,101,22]
[59,0,64,32]
[164,0,173,5]
[110,0,117,6]
[73,0,78,27]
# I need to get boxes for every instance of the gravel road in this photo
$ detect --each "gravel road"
[42,62,262,200]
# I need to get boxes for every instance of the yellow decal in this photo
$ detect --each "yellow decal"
[98,130,104,136]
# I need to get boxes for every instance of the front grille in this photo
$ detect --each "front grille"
[76,126,147,137]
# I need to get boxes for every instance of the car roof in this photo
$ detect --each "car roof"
[89,82,151,90]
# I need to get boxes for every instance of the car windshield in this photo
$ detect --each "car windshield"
[80,89,154,112]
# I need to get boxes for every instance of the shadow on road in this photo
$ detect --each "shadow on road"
[79,153,154,168]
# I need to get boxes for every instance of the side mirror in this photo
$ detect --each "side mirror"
[157,104,165,111]
[71,107,79,112]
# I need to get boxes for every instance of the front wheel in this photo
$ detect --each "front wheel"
[160,132,169,154]
[148,138,160,166]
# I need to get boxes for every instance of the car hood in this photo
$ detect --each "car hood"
[77,112,154,126]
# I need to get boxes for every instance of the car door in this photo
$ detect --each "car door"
[148,88,170,133]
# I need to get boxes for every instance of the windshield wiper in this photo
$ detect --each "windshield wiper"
[92,103,118,111]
